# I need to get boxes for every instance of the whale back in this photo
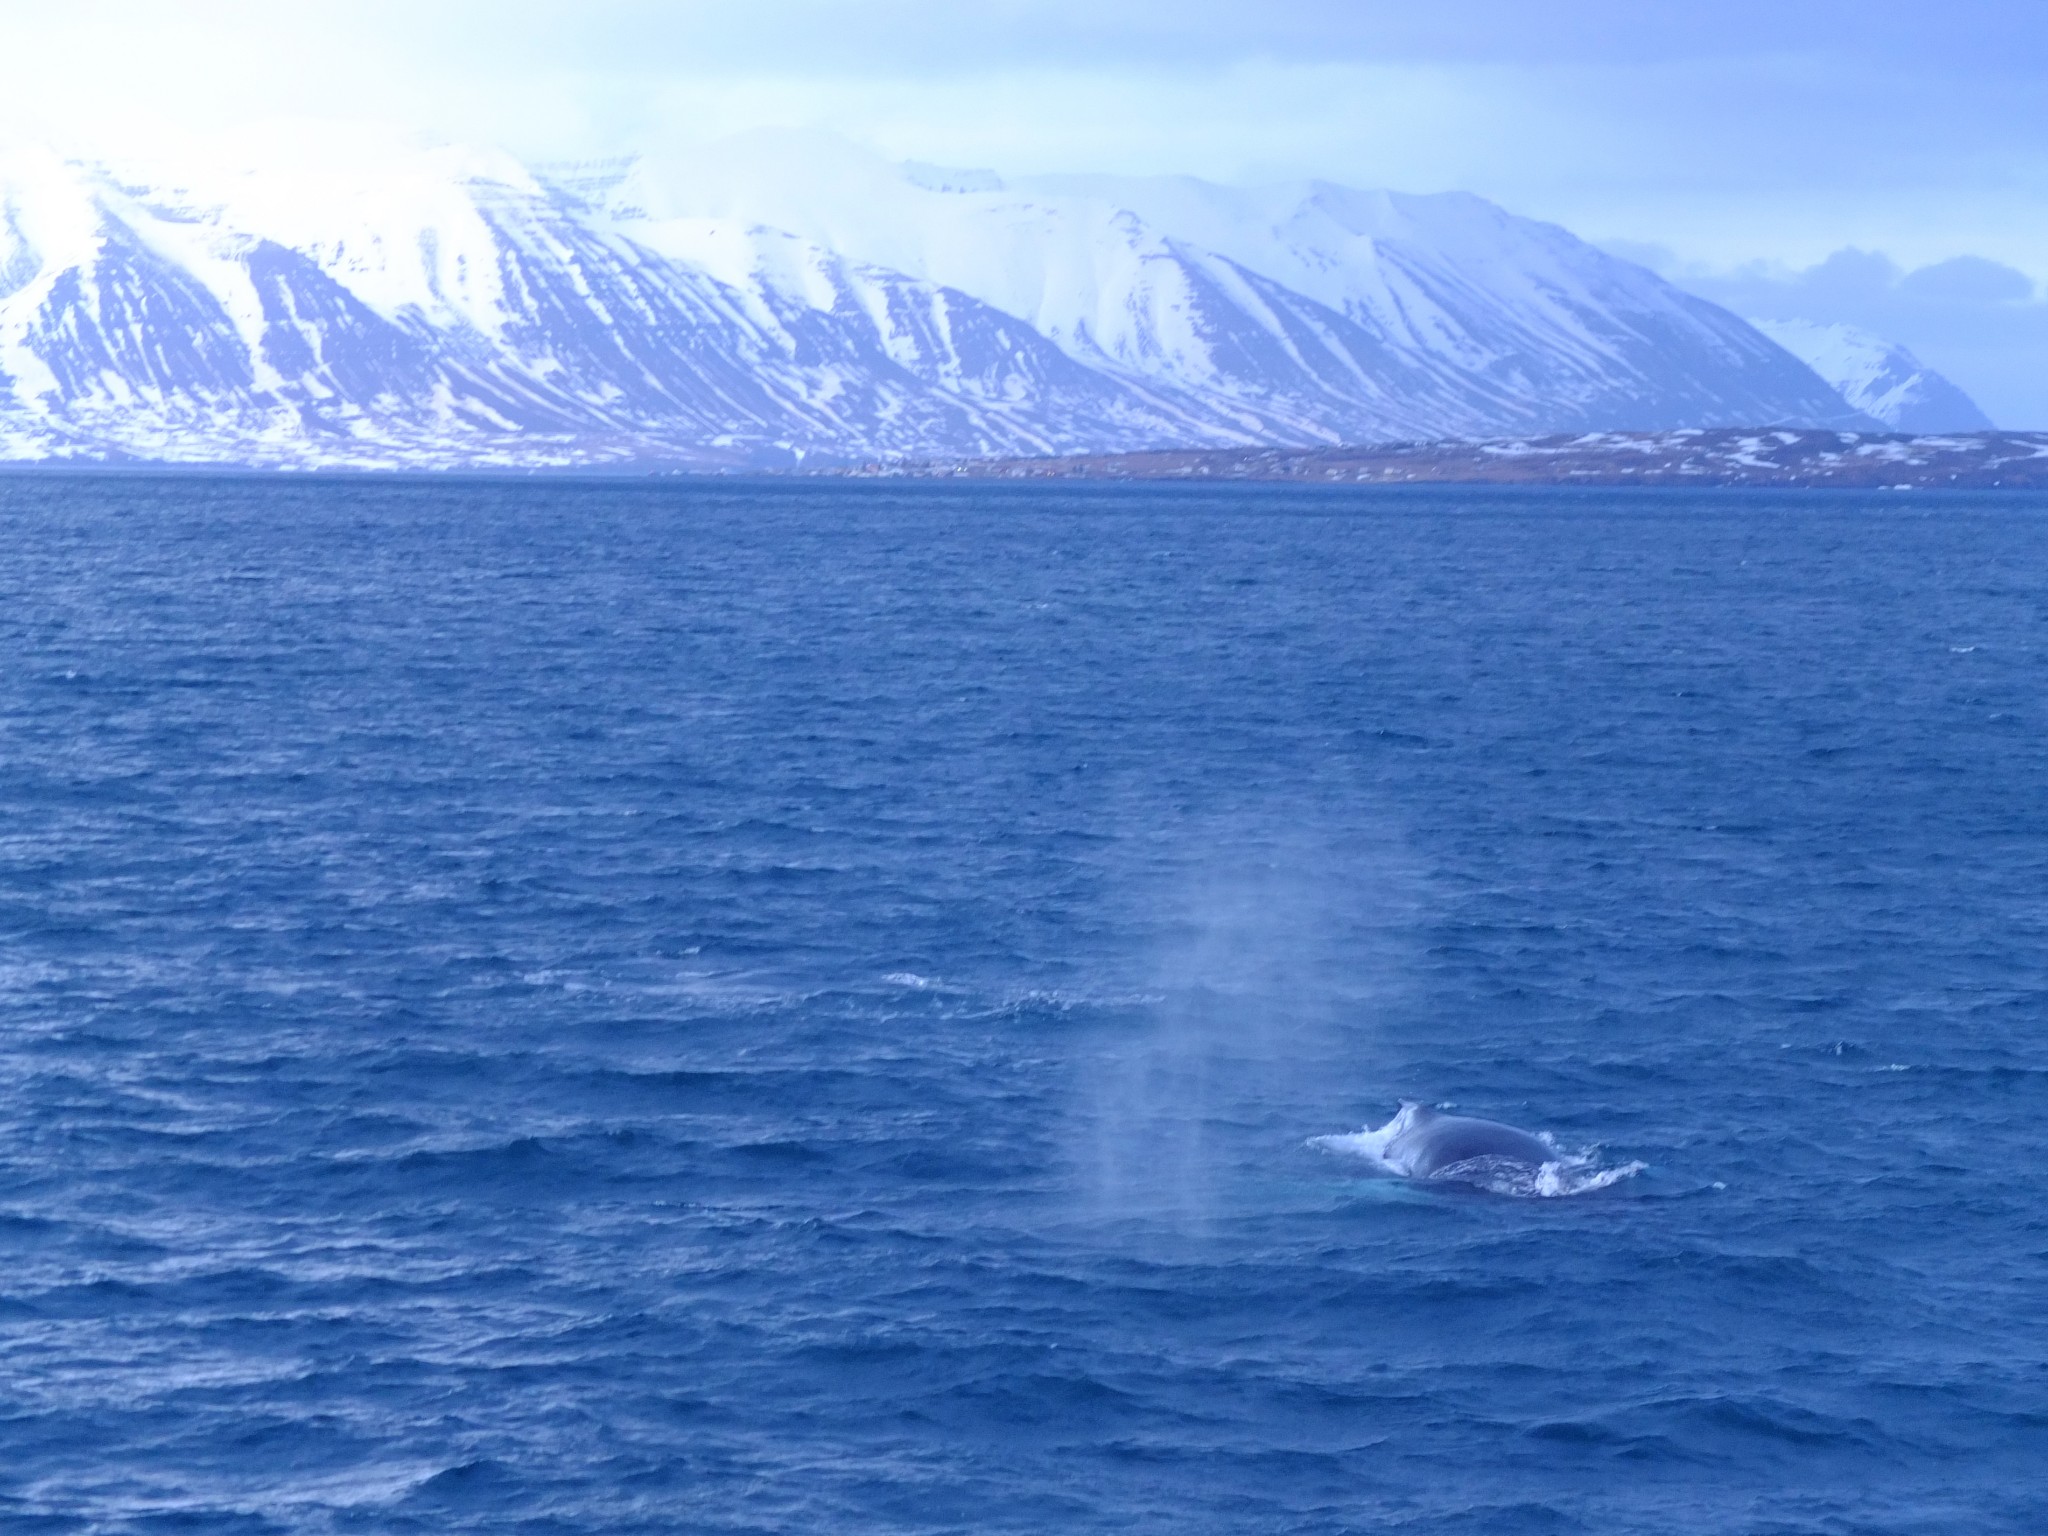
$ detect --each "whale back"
[1385,1105,1554,1178]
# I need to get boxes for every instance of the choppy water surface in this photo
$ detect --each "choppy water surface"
[0,475,2043,1533]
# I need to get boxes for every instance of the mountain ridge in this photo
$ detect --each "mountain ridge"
[0,133,1886,468]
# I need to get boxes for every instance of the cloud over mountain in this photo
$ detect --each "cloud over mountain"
[1645,248,2044,428]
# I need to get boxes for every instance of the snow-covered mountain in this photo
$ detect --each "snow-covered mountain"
[0,130,1874,468]
[1749,319,1992,432]
[618,132,1871,447]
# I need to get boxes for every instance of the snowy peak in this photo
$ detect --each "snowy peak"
[618,137,1870,440]
[1751,318,1992,432]
[0,132,1884,468]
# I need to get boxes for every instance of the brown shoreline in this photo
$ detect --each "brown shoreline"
[836,428,2048,490]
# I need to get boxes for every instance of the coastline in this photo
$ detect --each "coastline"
[833,428,2048,491]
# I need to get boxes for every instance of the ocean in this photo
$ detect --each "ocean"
[0,474,2041,1533]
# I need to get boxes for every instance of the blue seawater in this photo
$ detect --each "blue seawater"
[0,475,2043,1534]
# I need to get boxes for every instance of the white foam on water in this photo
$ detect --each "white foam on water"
[1305,1100,1419,1175]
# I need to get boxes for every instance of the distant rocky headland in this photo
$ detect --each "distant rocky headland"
[841,429,2048,490]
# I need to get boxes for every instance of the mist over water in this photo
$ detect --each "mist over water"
[1080,812,1422,1226]
[0,475,2043,1534]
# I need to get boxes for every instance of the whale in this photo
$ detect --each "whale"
[1312,1103,1641,1196]
[1314,1101,1559,1182]
[1379,1102,1555,1177]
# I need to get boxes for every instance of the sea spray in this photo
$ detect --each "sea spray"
[1075,807,1425,1226]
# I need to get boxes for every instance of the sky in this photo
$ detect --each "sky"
[2,0,2043,421]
